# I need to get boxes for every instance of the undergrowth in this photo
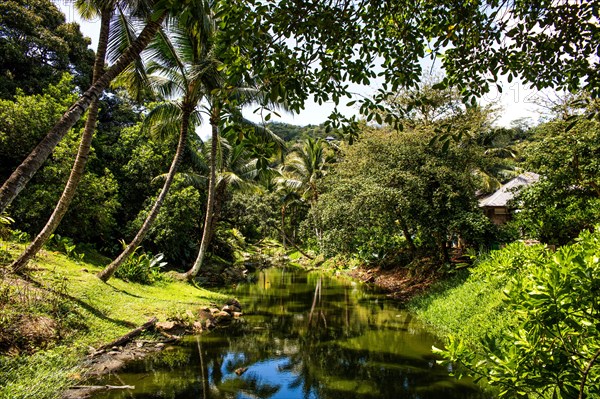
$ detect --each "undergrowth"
[408,232,600,398]
[0,240,226,399]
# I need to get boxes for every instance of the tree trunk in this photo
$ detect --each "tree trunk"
[184,107,219,280]
[97,105,191,282]
[281,204,286,248]
[435,233,450,264]
[11,8,112,273]
[0,12,166,213]
[398,217,416,254]
[205,181,226,246]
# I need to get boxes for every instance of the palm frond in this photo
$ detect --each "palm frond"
[143,101,183,141]
[145,24,188,79]
[186,142,209,175]
[74,0,101,20]
[107,6,140,64]
[145,74,182,100]
[152,172,207,189]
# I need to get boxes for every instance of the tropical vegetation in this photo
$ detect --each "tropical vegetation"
[1,0,599,398]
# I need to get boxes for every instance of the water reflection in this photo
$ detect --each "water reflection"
[92,268,488,399]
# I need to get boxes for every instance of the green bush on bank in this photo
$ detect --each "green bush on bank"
[408,228,600,398]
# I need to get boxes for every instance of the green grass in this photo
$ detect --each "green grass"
[0,241,227,399]
[406,242,549,348]
[407,269,517,348]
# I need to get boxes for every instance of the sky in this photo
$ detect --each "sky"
[57,2,545,137]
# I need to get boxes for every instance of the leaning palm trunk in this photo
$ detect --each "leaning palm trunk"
[11,8,112,273]
[183,109,219,280]
[0,12,167,214]
[97,106,192,282]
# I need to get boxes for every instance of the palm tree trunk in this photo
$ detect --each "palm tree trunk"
[11,8,112,273]
[281,204,286,248]
[97,105,191,282]
[0,11,166,213]
[184,107,219,280]
[205,181,226,245]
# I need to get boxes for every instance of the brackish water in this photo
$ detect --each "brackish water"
[92,267,488,399]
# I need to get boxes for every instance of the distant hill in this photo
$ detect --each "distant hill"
[266,122,339,143]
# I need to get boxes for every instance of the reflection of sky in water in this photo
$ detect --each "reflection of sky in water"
[90,268,489,399]
[218,355,317,399]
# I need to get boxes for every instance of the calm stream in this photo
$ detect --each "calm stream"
[91,267,487,399]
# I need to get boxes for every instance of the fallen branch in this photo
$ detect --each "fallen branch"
[157,329,182,341]
[95,317,157,353]
[71,385,135,390]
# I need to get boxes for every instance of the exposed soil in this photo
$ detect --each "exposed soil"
[347,263,441,302]
[61,339,172,399]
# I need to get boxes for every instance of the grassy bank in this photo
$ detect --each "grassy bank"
[0,241,226,399]
[406,229,600,398]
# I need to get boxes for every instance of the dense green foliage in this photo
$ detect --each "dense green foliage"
[0,75,79,180]
[410,228,600,398]
[126,176,204,265]
[512,118,600,244]
[0,0,94,98]
[316,126,492,262]
[1,1,599,397]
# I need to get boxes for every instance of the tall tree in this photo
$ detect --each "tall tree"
[0,8,167,214]
[10,0,162,272]
[0,0,94,98]
[10,0,114,272]
[0,1,198,214]
[98,7,218,281]
[181,113,284,279]
[280,137,334,250]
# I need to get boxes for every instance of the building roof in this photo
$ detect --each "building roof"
[479,172,540,207]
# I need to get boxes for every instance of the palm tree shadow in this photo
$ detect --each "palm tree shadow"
[105,282,143,299]
[25,275,137,328]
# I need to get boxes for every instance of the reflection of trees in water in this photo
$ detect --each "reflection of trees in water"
[216,373,281,399]
[96,269,487,399]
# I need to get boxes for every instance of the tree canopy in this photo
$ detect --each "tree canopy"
[0,0,95,98]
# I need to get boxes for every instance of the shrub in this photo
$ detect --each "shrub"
[434,228,600,398]
[114,243,167,284]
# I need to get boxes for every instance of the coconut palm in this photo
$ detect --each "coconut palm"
[182,104,286,280]
[98,8,218,282]
[0,0,173,214]
[472,127,522,195]
[10,0,153,272]
[282,138,334,204]
[164,132,270,245]
[279,137,334,250]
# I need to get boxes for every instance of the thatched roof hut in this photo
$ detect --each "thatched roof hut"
[479,172,540,224]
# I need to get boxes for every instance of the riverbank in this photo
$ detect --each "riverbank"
[389,230,600,398]
[347,261,441,302]
[0,242,227,399]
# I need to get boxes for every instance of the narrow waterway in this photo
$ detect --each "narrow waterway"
[91,267,488,399]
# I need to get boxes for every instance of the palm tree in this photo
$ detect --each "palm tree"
[0,1,171,213]
[472,127,521,195]
[10,0,152,272]
[165,132,269,248]
[280,137,334,250]
[283,138,333,204]
[182,104,285,280]
[98,9,218,282]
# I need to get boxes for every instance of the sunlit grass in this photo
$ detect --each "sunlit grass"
[0,241,227,399]
[407,270,517,348]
